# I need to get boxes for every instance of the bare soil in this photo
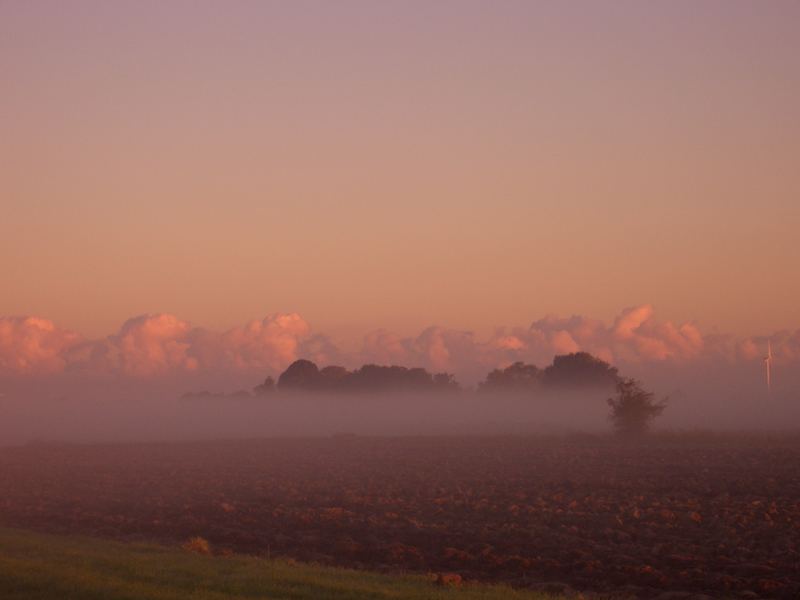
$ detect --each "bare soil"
[1,435,798,598]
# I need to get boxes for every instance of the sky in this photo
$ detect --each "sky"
[1,1,799,384]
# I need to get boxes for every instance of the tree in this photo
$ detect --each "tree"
[433,372,460,391]
[274,360,462,393]
[542,352,619,389]
[252,376,275,396]
[479,362,540,392]
[607,378,666,437]
[277,359,321,390]
[319,366,351,391]
[347,364,437,392]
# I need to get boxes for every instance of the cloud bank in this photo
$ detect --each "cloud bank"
[0,317,82,375]
[0,313,332,383]
[0,306,797,390]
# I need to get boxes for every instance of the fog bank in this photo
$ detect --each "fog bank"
[1,385,797,447]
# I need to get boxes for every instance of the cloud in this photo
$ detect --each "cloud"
[412,327,478,372]
[0,317,82,375]
[359,305,797,383]
[362,330,409,365]
[510,304,705,365]
[192,313,339,373]
[1,312,330,381]
[0,306,797,386]
[361,327,481,374]
[76,314,198,378]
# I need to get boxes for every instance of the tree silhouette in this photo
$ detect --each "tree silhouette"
[347,364,437,392]
[319,365,351,390]
[479,362,540,392]
[433,372,460,391]
[274,360,461,393]
[277,359,321,390]
[542,352,619,389]
[607,378,666,437]
[252,376,275,395]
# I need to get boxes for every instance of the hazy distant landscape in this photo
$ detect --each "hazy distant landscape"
[2,352,799,447]
[2,1,799,598]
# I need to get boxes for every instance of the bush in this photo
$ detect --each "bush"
[607,378,666,437]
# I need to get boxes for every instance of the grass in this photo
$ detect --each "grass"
[0,528,559,600]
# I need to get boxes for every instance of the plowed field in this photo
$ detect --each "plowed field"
[1,435,798,598]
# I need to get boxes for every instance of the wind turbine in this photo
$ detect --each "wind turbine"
[764,340,773,395]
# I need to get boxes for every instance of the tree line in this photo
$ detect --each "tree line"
[184,351,666,435]
[250,351,620,395]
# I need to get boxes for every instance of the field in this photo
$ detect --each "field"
[1,435,799,599]
[0,527,551,600]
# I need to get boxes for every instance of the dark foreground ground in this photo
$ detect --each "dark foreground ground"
[1,434,798,599]
[0,527,551,600]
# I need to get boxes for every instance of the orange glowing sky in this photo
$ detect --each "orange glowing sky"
[2,1,799,346]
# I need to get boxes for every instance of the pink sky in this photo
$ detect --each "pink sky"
[2,2,799,354]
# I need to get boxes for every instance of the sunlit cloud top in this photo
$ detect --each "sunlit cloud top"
[1,306,797,387]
